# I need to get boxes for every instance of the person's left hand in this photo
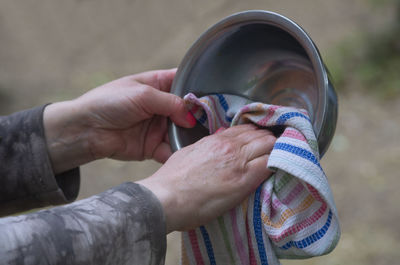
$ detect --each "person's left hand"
[44,69,196,174]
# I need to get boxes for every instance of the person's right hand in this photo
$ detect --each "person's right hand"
[43,69,195,174]
[137,124,276,233]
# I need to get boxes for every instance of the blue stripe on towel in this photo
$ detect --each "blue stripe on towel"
[225,115,233,122]
[276,112,310,125]
[216,94,233,122]
[280,210,333,250]
[253,186,269,265]
[198,112,208,124]
[200,226,217,265]
[216,94,229,111]
[274,143,322,170]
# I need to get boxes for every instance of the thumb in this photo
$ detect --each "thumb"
[143,88,196,128]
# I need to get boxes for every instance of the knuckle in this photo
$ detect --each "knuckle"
[136,85,153,99]
[153,71,160,82]
[218,139,236,156]
[172,95,184,110]
[266,134,277,144]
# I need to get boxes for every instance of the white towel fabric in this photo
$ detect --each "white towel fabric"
[181,93,340,265]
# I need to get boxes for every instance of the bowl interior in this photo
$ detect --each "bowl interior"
[170,14,327,151]
[184,24,318,118]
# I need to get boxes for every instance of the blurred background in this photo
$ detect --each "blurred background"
[1,0,400,264]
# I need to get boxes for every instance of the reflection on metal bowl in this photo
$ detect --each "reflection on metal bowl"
[169,10,338,157]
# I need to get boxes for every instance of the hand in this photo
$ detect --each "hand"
[137,124,276,233]
[44,69,196,174]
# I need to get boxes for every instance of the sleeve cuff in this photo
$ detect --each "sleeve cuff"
[0,104,80,215]
[122,182,167,265]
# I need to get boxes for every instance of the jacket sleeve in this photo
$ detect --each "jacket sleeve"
[0,105,80,216]
[0,106,167,264]
[0,182,167,265]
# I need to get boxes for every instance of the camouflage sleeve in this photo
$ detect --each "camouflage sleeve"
[0,105,80,216]
[0,107,167,264]
[0,182,167,265]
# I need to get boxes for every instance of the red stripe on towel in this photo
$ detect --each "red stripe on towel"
[188,229,205,265]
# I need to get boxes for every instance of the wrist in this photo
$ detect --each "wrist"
[137,177,179,234]
[43,100,95,174]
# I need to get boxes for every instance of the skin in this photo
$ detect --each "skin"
[43,68,276,233]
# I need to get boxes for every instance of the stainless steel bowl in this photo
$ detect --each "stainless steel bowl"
[169,10,338,157]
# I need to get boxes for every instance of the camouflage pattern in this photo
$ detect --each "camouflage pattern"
[0,106,166,265]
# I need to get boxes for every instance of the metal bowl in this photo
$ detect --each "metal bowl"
[169,10,338,157]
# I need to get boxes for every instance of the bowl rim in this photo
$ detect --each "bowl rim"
[171,10,330,150]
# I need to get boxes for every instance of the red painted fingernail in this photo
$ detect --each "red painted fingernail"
[186,112,197,127]
[215,127,226,134]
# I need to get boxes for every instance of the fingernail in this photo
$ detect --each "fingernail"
[215,127,226,134]
[186,112,197,127]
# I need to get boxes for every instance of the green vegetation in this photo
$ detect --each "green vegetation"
[326,0,400,100]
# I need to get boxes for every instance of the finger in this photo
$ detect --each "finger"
[218,124,257,137]
[242,133,276,160]
[140,88,195,128]
[236,127,274,145]
[143,116,168,159]
[214,127,227,134]
[164,132,170,144]
[245,154,274,189]
[152,142,173,163]
[219,125,273,147]
[134,68,177,92]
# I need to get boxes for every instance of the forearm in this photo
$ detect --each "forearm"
[43,100,96,174]
[0,182,166,265]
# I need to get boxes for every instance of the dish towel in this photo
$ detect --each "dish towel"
[181,93,340,265]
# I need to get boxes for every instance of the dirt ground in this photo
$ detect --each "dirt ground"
[1,0,399,264]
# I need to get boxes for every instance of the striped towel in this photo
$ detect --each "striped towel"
[181,93,340,265]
